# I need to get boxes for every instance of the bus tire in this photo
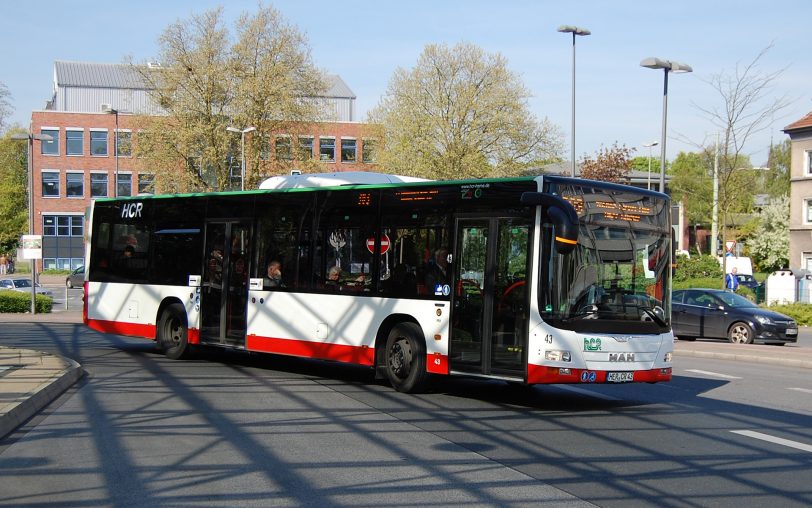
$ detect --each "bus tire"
[158,303,190,360]
[385,322,429,393]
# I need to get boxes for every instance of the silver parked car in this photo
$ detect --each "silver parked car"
[66,266,84,288]
[0,278,53,297]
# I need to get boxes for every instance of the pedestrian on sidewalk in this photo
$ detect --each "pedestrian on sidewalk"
[725,267,739,291]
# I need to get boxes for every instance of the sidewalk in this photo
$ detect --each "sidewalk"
[0,346,83,440]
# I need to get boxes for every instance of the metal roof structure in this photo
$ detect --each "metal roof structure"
[53,60,355,99]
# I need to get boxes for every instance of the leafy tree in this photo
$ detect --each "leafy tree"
[368,42,563,179]
[746,195,789,272]
[578,142,634,183]
[0,82,12,134]
[0,130,28,254]
[132,5,326,192]
[764,139,790,198]
[669,151,713,229]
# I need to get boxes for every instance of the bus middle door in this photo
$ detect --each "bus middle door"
[201,220,251,346]
[450,217,531,379]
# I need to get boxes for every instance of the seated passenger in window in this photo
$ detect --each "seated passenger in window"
[264,260,283,289]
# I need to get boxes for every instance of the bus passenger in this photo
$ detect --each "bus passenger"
[264,260,283,288]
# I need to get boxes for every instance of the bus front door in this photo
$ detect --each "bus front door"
[450,217,530,378]
[201,221,251,346]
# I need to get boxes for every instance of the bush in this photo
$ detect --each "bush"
[0,290,53,313]
[41,269,71,275]
[766,303,812,326]
[674,254,723,282]
[673,277,723,291]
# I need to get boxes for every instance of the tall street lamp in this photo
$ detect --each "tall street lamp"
[557,25,590,177]
[640,57,692,193]
[101,104,120,197]
[642,141,658,190]
[227,126,256,191]
[11,131,53,314]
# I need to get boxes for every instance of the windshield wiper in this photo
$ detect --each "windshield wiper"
[640,307,667,327]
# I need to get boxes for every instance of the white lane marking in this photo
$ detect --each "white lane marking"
[788,387,812,394]
[686,369,742,380]
[731,430,812,453]
[556,385,622,401]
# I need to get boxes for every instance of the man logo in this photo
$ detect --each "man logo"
[609,353,635,362]
[613,336,633,343]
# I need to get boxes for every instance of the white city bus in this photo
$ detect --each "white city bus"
[84,173,673,392]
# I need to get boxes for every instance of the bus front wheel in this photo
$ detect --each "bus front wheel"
[385,323,429,393]
[159,303,190,360]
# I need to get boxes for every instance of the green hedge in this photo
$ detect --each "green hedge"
[672,277,723,290]
[41,269,71,275]
[766,303,812,326]
[0,290,53,313]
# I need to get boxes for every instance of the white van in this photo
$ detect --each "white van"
[719,256,753,275]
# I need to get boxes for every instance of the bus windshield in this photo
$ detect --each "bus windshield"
[539,182,671,334]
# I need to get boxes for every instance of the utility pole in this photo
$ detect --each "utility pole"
[711,132,719,257]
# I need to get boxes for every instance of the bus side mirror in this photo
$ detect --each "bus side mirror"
[520,192,579,254]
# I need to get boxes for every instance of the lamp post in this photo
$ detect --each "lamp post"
[640,57,692,193]
[227,126,256,191]
[557,25,590,177]
[11,132,53,314]
[101,105,120,197]
[642,141,658,190]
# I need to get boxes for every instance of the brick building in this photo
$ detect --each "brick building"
[29,61,377,271]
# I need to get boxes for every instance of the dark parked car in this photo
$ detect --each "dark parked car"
[66,266,84,288]
[672,288,797,344]
[735,273,760,291]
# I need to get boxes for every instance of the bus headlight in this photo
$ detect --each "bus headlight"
[664,352,673,362]
[545,350,571,362]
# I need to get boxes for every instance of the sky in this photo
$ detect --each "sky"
[1,0,810,166]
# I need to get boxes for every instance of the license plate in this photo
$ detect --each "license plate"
[786,328,798,336]
[607,372,634,383]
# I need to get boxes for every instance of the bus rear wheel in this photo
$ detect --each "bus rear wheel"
[158,303,190,359]
[385,322,429,393]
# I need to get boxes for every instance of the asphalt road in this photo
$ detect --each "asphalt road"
[1,323,811,507]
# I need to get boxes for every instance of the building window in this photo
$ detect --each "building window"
[275,135,292,161]
[66,172,84,198]
[362,139,376,163]
[116,131,132,157]
[138,174,155,194]
[71,215,84,237]
[41,129,59,155]
[341,139,357,163]
[90,130,108,156]
[91,173,108,197]
[42,171,60,197]
[806,199,812,224]
[117,173,132,197]
[804,253,812,271]
[66,130,83,156]
[298,136,313,160]
[259,136,271,161]
[319,137,335,162]
[805,150,812,176]
[43,215,83,237]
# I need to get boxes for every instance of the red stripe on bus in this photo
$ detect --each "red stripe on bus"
[247,334,375,366]
[187,328,200,345]
[527,364,672,384]
[87,318,157,340]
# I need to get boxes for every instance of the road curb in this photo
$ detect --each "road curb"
[0,352,83,440]
[674,348,812,370]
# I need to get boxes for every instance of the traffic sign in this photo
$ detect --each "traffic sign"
[366,234,390,254]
